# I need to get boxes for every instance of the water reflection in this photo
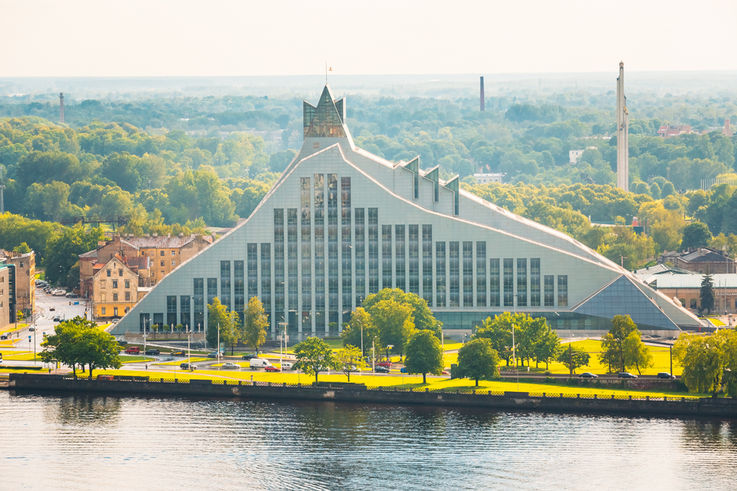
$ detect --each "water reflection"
[2,391,737,490]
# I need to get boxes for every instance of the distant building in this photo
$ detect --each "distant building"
[569,149,584,164]
[664,248,736,274]
[657,124,694,138]
[647,272,737,314]
[79,234,213,320]
[0,262,16,329]
[0,249,35,318]
[724,119,733,137]
[472,173,504,184]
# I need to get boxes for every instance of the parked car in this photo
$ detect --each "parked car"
[117,340,128,346]
[281,361,294,370]
[657,372,675,379]
[400,367,408,373]
[579,372,598,379]
[249,358,272,369]
[241,353,258,360]
[52,317,61,322]
[125,346,141,354]
[49,307,55,311]
[170,350,185,357]
[207,351,220,358]
[0,334,7,340]
[264,365,280,372]
[376,361,392,368]
[375,366,390,373]
[145,349,160,355]
[221,362,240,370]
[618,372,638,379]
[180,362,192,370]
[28,327,35,332]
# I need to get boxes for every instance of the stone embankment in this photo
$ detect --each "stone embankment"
[7,373,737,419]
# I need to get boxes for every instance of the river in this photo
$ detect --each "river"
[1,390,737,490]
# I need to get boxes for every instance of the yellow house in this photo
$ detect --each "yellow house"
[91,255,139,319]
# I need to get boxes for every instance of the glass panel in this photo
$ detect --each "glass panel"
[382,225,392,289]
[247,243,258,301]
[179,295,190,329]
[544,275,555,307]
[422,225,432,306]
[287,208,297,315]
[463,241,473,307]
[490,259,500,307]
[274,209,285,325]
[503,258,514,307]
[368,208,379,294]
[341,177,351,313]
[220,260,231,310]
[436,241,446,307]
[449,241,459,307]
[234,260,245,320]
[301,178,311,333]
[476,242,486,306]
[355,208,365,306]
[207,277,217,326]
[408,224,419,295]
[166,295,177,328]
[261,243,271,324]
[530,258,541,307]
[517,258,527,307]
[327,174,338,329]
[193,278,204,331]
[395,225,405,291]
[314,174,325,333]
[558,275,568,307]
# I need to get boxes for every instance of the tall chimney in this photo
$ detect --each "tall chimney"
[59,92,65,123]
[480,76,485,112]
[616,62,629,192]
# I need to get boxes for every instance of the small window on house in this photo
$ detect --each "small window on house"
[113,293,118,301]
[119,269,123,276]
[171,251,176,256]
[112,280,118,289]
[125,291,131,301]
[171,260,176,266]
[160,251,165,256]
[125,280,130,289]
[106,270,111,277]
[690,299,697,309]
[124,307,130,313]
[160,260,164,267]
[101,307,106,315]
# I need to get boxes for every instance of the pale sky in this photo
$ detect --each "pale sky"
[2,0,736,77]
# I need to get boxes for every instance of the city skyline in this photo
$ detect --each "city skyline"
[2,0,736,77]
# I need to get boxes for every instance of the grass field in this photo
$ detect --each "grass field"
[0,350,38,361]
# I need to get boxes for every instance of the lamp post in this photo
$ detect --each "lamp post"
[217,322,220,363]
[143,317,148,356]
[187,324,191,370]
[279,321,288,372]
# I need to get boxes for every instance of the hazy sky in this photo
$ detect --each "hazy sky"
[2,0,736,77]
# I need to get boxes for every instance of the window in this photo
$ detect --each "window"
[314,174,326,333]
[113,293,118,301]
[207,277,217,324]
[436,242,446,307]
[106,269,111,277]
[119,269,123,276]
[490,258,500,307]
[408,225,419,296]
[167,295,177,327]
[530,258,541,307]
[180,296,191,328]
[114,307,118,317]
[247,243,258,300]
[125,291,131,301]
[503,258,514,307]
[171,251,176,255]
[382,225,392,289]
[517,258,527,307]
[449,241,459,307]
[171,260,176,266]
[287,208,297,313]
[112,280,118,289]
[261,243,272,322]
[124,280,130,289]
[368,208,379,294]
[690,298,697,309]
[422,225,432,306]
[544,275,554,307]
[476,242,486,306]
[462,241,473,307]
[327,174,338,332]
[234,260,245,318]
[341,177,352,313]
[160,251,165,256]
[557,275,568,307]
[355,208,365,306]
[302,177,312,324]
[395,225,405,291]
[220,260,231,310]
[102,307,106,315]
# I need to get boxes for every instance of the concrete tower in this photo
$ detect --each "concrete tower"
[616,62,629,191]
[59,92,65,123]
[480,76,485,111]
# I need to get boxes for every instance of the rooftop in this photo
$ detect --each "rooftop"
[650,272,737,289]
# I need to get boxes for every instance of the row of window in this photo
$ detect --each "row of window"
[99,279,132,289]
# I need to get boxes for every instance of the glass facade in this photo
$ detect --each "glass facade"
[166,295,177,328]
[517,258,527,307]
[503,258,514,307]
[490,258,500,307]
[274,209,285,325]
[234,260,244,319]
[462,241,473,307]
[341,177,352,314]
[206,277,217,326]
[544,275,555,307]
[408,225,419,295]
[193,278,204,331]
[436,241,446,307]
[179,295,190,329]
[476,242,486,306]
[287,208,297,318]
[395,225,405,291]
[558,275,568,307]
[314,174,325,333]
[449,241,459,307]
[327,174,338,335]
[382,225,392,289]
[368,208,379,294]
[301,177,312,332]
[220,260,231,310]
[355,208,365,306]
[261,243,271,324]
[247,243,258,301]
[422,225,432,306]
[530,258,540,307]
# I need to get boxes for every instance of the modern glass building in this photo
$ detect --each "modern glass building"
[111,86,703,339]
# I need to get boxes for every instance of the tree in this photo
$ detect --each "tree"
[335,345,365,381]
[700,274,715,314]
[367,299,415,356]
[599,315,639,373]
[44,225,105,288]
[293,337,337,384]
[404,329,443,384]
[455,338,500,386]
[674,333,724,396]
[340,307,379,357]
[558,345,590,375]
[622,330,653,375]
[362,288,442,337]
[681,221,712,251]
[534,328,562,370]
[207,297,239,353]
[40,316,121,379]
[242,296,268,354]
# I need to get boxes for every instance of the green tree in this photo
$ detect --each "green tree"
[534,328,562,370]
[404,329,443,384]
[622,330,653,375]
[455,338,500,386]
[334,345,365,381]
[700,274,715,314]
[44,225,105,288]
[242,296,268,354]
[40,316,121,379]
[558,344,590,375]
[367,298,415,356]
[681,221,712,251]
[674,332,725,396]
[473,312,524,365]
[340,307,379,357]
[599,315,639,373]
[207,297,239,353]
[363,288,442,337]
[12,242,31,254]
[293,336,337,384]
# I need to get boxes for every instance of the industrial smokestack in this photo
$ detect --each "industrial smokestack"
[59,92,65,123]
[616,63,629,192]
[480,76,485,112]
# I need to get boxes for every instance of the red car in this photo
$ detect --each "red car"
[264,365,279,372]
[376,361,392,368]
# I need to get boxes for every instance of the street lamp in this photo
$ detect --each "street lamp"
[279,321,288,372]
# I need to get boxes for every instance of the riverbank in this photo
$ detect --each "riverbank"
[7,373,736,419]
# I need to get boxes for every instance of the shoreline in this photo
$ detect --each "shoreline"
[6,373,737,420]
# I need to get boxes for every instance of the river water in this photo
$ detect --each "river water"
[1,390,737,490]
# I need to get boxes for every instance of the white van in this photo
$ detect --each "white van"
[249,358,272,369]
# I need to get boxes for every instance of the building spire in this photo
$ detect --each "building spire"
[616,62,629,192]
